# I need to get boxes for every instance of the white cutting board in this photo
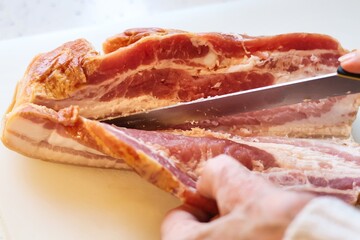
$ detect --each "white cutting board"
[1,0,360,239]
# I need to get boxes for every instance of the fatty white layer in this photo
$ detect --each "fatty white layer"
[232,137,360,172]
[4,116,129,169]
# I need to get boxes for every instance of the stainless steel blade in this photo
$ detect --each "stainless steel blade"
[103,71,360,130]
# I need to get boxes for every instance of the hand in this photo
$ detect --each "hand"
[161,155,314,240]
[339,49,360,73]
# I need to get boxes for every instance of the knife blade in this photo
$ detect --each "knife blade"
[103,66,360,130]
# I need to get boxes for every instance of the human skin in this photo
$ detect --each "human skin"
[161,51,360,240]
[161,155,313,240]
[339,49,360,73]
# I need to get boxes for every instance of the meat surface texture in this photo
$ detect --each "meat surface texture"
[3,104,360,208]
[11,28,357,137]
[2,28,360,208]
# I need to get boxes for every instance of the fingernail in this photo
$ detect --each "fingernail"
[339,51,358,63]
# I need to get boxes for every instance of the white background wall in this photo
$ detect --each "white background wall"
[0,0,238,40]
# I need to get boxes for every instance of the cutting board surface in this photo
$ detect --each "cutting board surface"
[1,0,360,239]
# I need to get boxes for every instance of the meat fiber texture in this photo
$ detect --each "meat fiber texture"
[2,28,360,211]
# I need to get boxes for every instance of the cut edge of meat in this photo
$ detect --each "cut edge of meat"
[2,103,130,170]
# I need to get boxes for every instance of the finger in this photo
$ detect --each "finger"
[182,189,219,217]
[339,49,360,74]
[161,205,208,240]
[197,154,275,215]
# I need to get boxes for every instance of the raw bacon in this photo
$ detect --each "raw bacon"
[11,28,357,138]
[3,104,360,207]
[2,104,130,170]
[171,94,360,138]
[2,28,360,208]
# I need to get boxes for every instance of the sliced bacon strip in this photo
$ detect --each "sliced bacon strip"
[89,126,360,204]
[173,94,360,138]
[3,104,360,206]
[2,104,129,170]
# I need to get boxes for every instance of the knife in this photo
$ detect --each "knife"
[103,66,360,130]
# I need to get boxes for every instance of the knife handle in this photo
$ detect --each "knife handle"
[337,66,360,80]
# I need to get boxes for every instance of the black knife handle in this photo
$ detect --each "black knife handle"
[337,66,360,80]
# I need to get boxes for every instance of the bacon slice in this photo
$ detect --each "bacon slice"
[3,104,360,207]
[172,94,360,138]
[2,28,360,208]
[2,104,130,170]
